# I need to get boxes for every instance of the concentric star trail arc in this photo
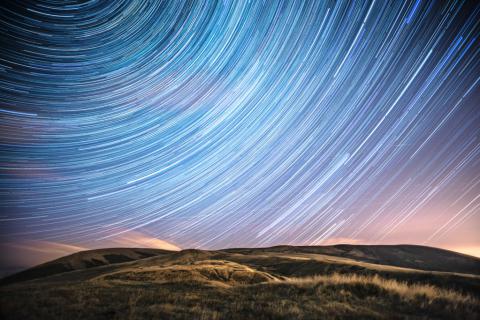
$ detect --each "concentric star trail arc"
[0,0,479,253]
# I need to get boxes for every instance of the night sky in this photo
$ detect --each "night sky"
[1,0,479,272]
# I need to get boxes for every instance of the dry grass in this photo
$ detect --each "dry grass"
[97,260,279,286]
[1,271,479,320]
[283,273,476,304]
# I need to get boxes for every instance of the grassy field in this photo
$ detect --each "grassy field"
[1,245,479,319]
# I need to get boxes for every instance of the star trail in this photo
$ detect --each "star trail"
[0,0,479,261]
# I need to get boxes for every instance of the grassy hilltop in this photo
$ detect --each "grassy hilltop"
[1,245,479,319]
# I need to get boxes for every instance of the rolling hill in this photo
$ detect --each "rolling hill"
[1,245,479,319]
[224,244,480,275]
[0,247,172,286]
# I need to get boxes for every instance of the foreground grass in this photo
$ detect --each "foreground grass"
[1,272,478,320]
[285,273,475,305]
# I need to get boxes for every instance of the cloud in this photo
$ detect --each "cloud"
[102,230,181,251]
[0,241,88,270]
[5,241,88,255]
[319,237,368,245]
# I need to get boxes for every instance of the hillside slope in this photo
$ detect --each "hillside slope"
[224,244,480,275]
[1,245,479,319]
[0,248,173,285]
[2,244,478,286]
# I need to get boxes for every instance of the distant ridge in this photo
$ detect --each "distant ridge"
[223,244,480,275]
[2,244,479,286]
